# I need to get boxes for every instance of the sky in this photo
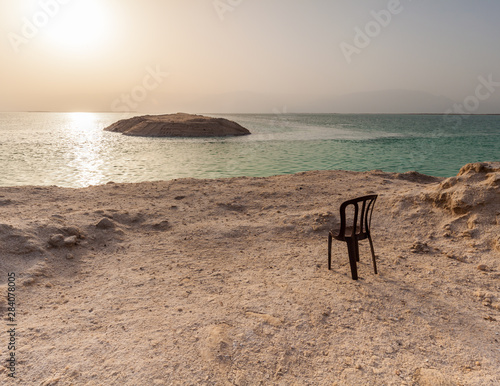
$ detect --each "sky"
[1,0,500,113]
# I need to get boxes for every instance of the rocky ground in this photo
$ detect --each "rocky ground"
[0,162,499,385]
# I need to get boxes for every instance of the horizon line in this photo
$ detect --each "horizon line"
[3,111,500,116]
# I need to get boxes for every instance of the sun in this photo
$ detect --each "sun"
[44,0,112,52]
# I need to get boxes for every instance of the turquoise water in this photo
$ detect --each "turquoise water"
[0,112,498,187]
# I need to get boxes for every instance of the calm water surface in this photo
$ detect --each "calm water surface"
[0,112,498,187]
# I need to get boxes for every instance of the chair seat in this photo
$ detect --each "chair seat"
[330,226,369,240]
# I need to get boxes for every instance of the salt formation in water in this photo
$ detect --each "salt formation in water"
[104,113,251,137]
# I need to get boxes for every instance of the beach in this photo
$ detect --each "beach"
[1,162,499,385]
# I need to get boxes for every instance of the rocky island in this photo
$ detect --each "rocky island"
[104,113,251,137]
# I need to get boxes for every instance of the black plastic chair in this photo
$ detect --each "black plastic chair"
[328,195,378,280]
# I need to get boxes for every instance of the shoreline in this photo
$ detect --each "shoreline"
[0,166,463,190]
[0,163,499,384]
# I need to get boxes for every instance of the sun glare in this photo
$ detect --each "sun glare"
[68,112,98,130]
[45,1,112,52]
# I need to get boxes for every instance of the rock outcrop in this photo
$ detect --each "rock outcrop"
[422,162,500,252]
[424,162,500,216]
[104,113,251,137]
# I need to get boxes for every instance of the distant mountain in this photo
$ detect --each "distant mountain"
[308,89,457,114]
[150,89,462,114]
[4,88,498,114]
[151,91,291,114]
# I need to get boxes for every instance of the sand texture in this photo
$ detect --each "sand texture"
[104,113,251,137]
[0,162,499,385]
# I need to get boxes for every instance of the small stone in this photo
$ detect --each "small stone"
[411,242,430,253]
[64,235,78,246]
[61,226,83,238]
[22,277,36,286]
[460,230,473,238]
[48,234,65,247]
[66,253,74,260]
[153,220,170,230]
[477,264,489,272]
[96,218,115,229]
[413,368,455,386]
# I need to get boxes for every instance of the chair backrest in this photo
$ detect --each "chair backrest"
[337,195,377,240]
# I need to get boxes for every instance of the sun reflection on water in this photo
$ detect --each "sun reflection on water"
[64,112,106,186]
[68,112,98,130]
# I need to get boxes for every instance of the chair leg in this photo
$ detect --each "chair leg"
[328,233,332,270]
[368,234,378,275]
[354,239,360,262]
[346,240,358,280]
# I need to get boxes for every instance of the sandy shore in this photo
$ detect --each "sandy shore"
[1,162,499,385]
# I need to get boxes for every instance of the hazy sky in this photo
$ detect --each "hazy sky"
[1,0,500,113]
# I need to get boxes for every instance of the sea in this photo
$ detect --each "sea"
[0,112,499,188]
